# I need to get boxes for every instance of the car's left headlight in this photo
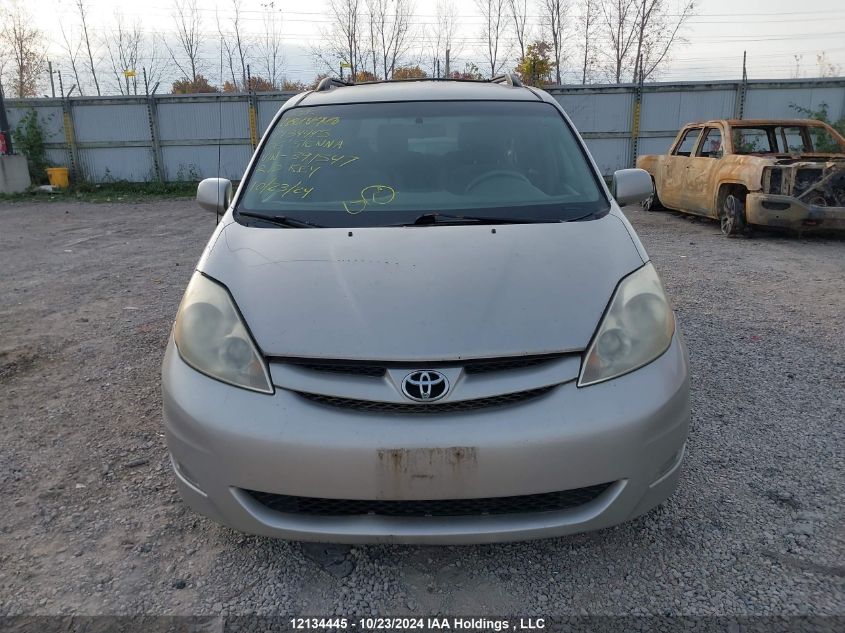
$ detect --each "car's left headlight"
[578,262,675,387]
[173,272,273,394]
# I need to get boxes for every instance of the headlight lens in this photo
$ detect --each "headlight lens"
[578,262,675,386]
[173,273,273,394]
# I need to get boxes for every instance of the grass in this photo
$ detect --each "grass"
[0,180,201,204]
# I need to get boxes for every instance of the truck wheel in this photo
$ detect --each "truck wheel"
[641,182,662,211]
[720,193,746,236]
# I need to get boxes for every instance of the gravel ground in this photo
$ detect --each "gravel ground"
[0,199,843,617]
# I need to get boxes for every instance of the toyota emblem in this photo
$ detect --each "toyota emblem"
[401,370,449,402]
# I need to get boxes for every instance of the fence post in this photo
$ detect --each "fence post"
[629,83,643,168]
[248,98,259,150]
[145,94,165,182]
[61,98,80,182]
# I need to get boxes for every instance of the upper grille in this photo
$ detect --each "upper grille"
[244,482,612,517]
[279,354,567,378]
[464,356,560,374]
[295,385,555,414]
[292,362,386,377]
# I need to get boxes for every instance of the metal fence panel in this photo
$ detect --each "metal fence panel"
[78,147,155,182]
[640,89,736,131]
[160,144,254,181]
[73,103,150,142]
[744,86,844,120]
[157,99,249,141]
[555,91,633,133]
[637,136,677,157]
[6,102,65,144]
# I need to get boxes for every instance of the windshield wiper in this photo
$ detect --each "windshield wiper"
[396,213,563,226]
[237,210,325,228]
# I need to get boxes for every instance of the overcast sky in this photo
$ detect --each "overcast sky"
[33,0,845,90]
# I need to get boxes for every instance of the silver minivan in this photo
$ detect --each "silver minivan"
[162,76,689,544]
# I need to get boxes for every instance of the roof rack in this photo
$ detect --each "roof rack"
[315,77,354,92]
[313,74,523,92]
[491,73,523,88]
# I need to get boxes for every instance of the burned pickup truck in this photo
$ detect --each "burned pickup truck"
[637,119,845,235]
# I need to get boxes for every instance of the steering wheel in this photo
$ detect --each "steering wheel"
[465,170,533,193]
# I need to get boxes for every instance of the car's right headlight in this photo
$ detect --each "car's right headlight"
[578,262,675,387]
[173,273,273,394]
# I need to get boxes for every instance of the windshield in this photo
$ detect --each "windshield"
[732,125,845,154]
[237,101,608,227]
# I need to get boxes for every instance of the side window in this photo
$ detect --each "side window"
[673,128,702,157]
[780,127,807,153]
[696,127,723,158]
[733,128,773,154]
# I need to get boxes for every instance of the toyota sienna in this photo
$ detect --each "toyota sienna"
[162,75,690,544]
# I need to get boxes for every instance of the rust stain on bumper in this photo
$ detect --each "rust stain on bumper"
[376,447,478,498]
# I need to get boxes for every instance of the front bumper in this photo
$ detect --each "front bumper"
[162,335,690,544]
[746,193,845,231]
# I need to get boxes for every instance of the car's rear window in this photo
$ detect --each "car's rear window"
[238,101,607,227]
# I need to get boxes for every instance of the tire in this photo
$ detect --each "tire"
[641,181,662,211]
[720,193,747,236]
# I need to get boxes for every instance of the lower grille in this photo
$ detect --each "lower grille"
[295,385,555,414]
[245,483,612,517]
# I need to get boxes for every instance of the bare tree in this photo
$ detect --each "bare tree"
[258,1,284,88]
[216,0,250,90]
[508,0,529,63]
[105,13,142,94]
[318,0,364,78]
[476,0,508,77]
[631,0,695,83]
[437,0,460,62]
[0,1,46,97]
[59,24,86,96]
[539,0,566,84]
[578,0,599,83]
[600,0,638,83]
[166,0,204,82]
[367,0,414,79]
[600,0,694,84]
[143,34,168,93]
[816,51,842,78]
[791,54,802,79]
[426,0,459,76]
[74,0,101,95]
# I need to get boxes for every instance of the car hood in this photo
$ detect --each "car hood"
[199,212,645,361]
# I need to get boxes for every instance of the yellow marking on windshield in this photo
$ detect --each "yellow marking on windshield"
[343,185,397,214]
[280,128,332,139]
[291,152,359,167]
[282,116,341,127]
[250,177,315,200]
[288,164,322,179]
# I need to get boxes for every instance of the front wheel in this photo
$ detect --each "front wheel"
[720,193,747,236]
[641,182,662,211]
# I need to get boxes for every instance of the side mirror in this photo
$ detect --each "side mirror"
[197,178,233,214]
[611,168,653,206]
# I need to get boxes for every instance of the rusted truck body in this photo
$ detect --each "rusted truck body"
[636,119,845,235]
